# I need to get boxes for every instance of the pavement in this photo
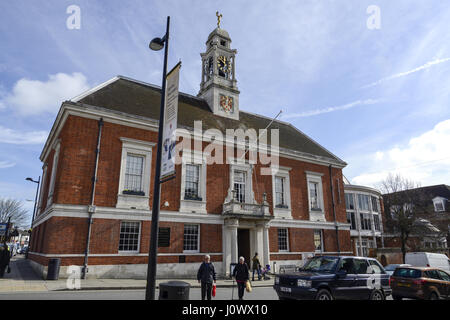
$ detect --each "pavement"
[0,255,274,293]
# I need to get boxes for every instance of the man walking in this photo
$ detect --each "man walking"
[252,252,261,281]
[232,256,249,300]
[197,254,216,300]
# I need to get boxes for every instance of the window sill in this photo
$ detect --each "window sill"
[180,199,207,214]
[116,193,150,210]
[123,190,145,196]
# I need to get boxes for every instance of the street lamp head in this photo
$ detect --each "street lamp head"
[149,37,165,51]
[26,177,33,182]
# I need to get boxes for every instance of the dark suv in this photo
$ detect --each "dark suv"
[273,256,392,300]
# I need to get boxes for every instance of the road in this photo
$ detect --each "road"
[0,287,278,300]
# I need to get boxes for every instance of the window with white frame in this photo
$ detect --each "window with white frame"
[183,224,199,252]
[119,221,140,252]
[309,182,320,210]
[347,211,357,230]
[234,171,246,203]
[373,214,381,231]
[278,228,289,251]
[124,154,144,193]
[47,141,61,207]
[184,164,201,200]
[117,138,154,210]
[345,193,355,210]
[371,196,379,212]
[275,177,286,208]
[358,194,370,211]
[314,230,323,252]
[306,172,325,221]
[433,198,446,212]
[360,213,371,230]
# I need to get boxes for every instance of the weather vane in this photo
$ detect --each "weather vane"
[216,11,222,28]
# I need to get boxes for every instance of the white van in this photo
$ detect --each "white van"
[405,252,450,272]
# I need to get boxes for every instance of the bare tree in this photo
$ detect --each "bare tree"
[379,173,429,262]
[0,198,30,229]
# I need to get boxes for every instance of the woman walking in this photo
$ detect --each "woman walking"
[232,256,249,300]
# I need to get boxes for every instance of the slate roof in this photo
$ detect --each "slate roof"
[74,76,346,166]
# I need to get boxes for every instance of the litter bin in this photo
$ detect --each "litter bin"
[158,281,190,300]
[47,258,61,280]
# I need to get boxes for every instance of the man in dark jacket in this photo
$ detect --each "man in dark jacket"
[197,254,216,300]
[0,243,11,278]
[232,256,249,300]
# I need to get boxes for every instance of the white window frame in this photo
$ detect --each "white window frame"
[183,224,200,253]
[118,221,141,254]
[432,197,446,213]
[180,150,207,214]
[47,140,61,207]
[116,137,155,210]
[277,228,289,252]
[36,164,48,216]
[271,166,292,219]
[226,160,255,204]
[313,229,324,253]
[306,171,325,222]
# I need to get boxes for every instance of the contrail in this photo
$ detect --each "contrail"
[362,57,450,89]
[282,99,382,119]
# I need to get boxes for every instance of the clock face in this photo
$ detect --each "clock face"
[220,95,233,113]
[217,55,231,77]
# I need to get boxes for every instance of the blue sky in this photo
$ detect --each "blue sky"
[1,1,450,223]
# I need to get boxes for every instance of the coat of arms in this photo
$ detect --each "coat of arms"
[220,95,233,113]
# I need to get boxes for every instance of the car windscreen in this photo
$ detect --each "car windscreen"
[301,256,339,273]
[393,268,421,278]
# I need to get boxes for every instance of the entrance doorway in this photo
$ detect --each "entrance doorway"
[237,229,251,266]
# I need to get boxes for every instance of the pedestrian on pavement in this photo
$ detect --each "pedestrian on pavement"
[252,252,261,281]
[0,243,11,278]
[197,254,216,300]
[232,256,249,300]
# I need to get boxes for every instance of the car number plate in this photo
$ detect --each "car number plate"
[398,283,410,287]
[280,287,292,293]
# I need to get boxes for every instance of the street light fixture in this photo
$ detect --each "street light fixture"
[145,16,170,301]
[25,176,40,259]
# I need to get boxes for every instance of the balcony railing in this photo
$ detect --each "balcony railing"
[222,199,272,219]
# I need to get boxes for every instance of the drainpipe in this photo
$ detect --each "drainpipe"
[82,118,103,279]
[329,165,341,256]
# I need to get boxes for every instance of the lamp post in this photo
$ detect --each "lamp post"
[145,16,170,301]
[26,176,40,258]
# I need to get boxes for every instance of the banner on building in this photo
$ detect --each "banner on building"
[160,61,181,181]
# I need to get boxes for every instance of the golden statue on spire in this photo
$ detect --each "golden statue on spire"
[216,11,222,28]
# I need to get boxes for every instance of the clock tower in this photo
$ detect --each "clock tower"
[198,13,240,120]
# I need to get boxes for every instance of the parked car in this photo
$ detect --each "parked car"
[384,264,411,276]
[405,252,450,272]
[390,266,450,300]
[273,255,392,300]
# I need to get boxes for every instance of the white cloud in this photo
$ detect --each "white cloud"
[0,126,48,144]
[282,99,382,119]
[2,72,89,115]
[0,161,16,169]
[350,119,450,188]
[362,57,450,89]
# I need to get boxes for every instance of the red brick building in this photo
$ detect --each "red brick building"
[29,25,352,279]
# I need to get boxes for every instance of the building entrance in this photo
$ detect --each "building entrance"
[237,228,251,266]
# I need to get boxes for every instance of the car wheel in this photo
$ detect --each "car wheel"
[429,292,439,300]
[392,295,402,301]
[315,289,333,300]
[370,290,384,300]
